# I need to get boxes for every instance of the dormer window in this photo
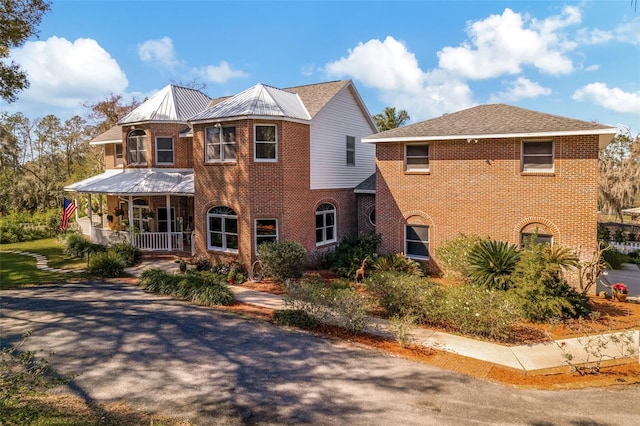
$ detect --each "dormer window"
[127,130,147,165]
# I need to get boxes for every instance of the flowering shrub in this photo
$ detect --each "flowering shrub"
[611,283,628,294]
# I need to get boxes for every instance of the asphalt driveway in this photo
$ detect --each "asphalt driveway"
[1,281,639,425]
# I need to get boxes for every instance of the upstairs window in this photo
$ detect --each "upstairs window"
[207,206,238,252]
[205,125,236,163]
[405,224,429,259]
[405,144,429,172]
[155,137,174,165]
[254,124,277,161]
[127,130,147,165]
[115,143,123,166]
[522,141,553,172]
[315,203,336,245]
[346,136,355,165]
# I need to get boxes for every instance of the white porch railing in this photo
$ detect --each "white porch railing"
[131,232,184,252]
[610,241,640,255]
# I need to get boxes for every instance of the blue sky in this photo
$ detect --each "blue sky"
[3,0,640,133]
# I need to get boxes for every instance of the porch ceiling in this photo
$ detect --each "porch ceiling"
[64,168,194,196]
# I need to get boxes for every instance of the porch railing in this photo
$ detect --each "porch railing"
[610,241,640,255]
[131,232,184,252]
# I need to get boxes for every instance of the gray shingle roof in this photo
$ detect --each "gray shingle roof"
[363,104,616,142]
[354,173,376,194]
[189,83,310,122]
[118,85,211,125]
[64,169,194,196]
[89,125,122,145]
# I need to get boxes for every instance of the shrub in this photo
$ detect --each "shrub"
[87,251,126,278]
[193,256,212,272]
[372,253,424,276]
[108,242,141,266]
[510,242,590,322]
[435,233,483,280]
[63,232,92,257]
[283,275,330,319]
[273,309,321,329]
[468,239,520,290]
[139,269,233,306]
[322,233,382,278]
[258,240,307,281]
[325,287,372,334]
[365,272,444,323]
[601,246,626,270]
[441,284,521,342]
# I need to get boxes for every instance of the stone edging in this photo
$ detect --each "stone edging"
[1,250,84,274]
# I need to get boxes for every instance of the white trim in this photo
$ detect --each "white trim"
[315,203,337,246]
[155,136,174,165]
[254,218,279,252]
[521,140,554,173]
[206,206,239,253]
[354,189,375,194]
[362,128,617,144]
[90,139,121,146]
[205,124,237,164]
[254,124,278,162]
[190,115,311,125]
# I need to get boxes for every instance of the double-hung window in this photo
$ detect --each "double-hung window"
[254,125,277,161]
[255,219,278,250]
[115,143,123,166]
[205,125,236,163]
[155,137,174,165]
[522,141,553,172]
[207,206,238,252]
[405,144,429,172]
[405,224,429,259]
[127,130,147,165]
[346,136,355,165]
[315,203,336,245]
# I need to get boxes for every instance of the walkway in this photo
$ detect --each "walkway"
[2,250,85,274]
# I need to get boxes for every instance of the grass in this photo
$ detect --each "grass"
[0,238,86,288]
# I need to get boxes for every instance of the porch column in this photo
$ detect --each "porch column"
[88,194,93,239]
[166,194,172,251]
[74,197,79,221]
[128,196,134,246]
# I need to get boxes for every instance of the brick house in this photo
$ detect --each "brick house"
[66,80,377,266]
[361,104,616,278]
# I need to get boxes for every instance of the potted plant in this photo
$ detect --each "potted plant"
[144,211,155,220]
[114,207,125,218]
[179,259,187,273]
[611,283,628,302]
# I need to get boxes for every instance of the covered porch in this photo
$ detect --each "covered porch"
[65,168,195,254]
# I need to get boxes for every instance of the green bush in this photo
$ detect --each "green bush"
[283,275,330,319]
[273,309,321,329]
[139,269,234,306]
[63,232,92,257]
[87,251,126,278]
[372,253,424,276]
[434,233,483,280]
[108,242,141,266]
[322,233,382,278]
[510,242,590,322]
[325,287,372,334]
[365,272,444,323]
[258,240,307,281]
[0,210,60,243]
[602,246,626,270]
[441,284,521,341]
[468,239,520,290]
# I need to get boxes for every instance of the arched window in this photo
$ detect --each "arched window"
[315,203,336,245]
[127,130,147,165]
[207,206,238,252]
[520,223,553,247]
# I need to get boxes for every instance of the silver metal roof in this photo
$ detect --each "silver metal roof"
[189,83,310,122]
[118,85,211,124]
[64,169,194,196]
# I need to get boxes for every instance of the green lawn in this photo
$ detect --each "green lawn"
[0,238,86,288]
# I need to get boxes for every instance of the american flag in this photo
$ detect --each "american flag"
[61,197,77,230]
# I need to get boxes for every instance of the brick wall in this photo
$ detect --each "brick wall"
[376,135,600,281]
[121,123,192,168]
[356,193,376,235]
[192,119,358,269]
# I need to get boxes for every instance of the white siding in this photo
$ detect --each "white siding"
[310,87,376,189]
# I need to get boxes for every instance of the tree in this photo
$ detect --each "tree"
[0,0,51,103]
[373,107,410,131]
[599,129,640,222]
[83,93,140,136]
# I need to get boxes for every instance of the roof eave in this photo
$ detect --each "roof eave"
[188,115,311,125]
[362,128,618,144]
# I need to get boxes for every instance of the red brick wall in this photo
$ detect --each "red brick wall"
[192,119,358,269]
[121,123,192,169]
[356,193,376,235]
[376,135,600,279]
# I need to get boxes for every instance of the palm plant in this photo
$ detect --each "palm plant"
[373,107,410,131]
[468,239,520,290]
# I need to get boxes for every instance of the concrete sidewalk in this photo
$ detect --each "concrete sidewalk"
[126,260,639,373]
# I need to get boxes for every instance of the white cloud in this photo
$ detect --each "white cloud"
[192,61,248,84]
[301,63,315,77]
[614,19,640,45]
[489,77,552,103]
[437,7,579,79]
[573,82,640,113]
[576,17,640,45]
[8,36,128,111]
[138,37,180,68]
[325,36,474,120]
[584,64,599,72]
